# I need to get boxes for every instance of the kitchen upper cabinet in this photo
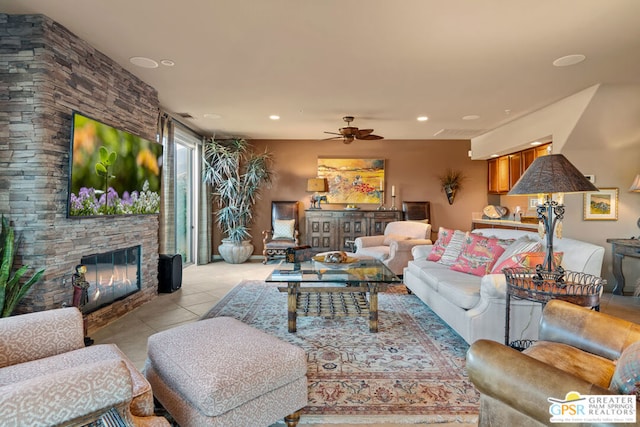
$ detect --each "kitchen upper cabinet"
[535,144,550,158]
[522,148,536,170]
[488,143,551,194]
[497,156,510,193]
[488,156,510,194]
[509,152,522,189]
[488,158,499,193]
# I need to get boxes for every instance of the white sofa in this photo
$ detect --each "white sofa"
[354,221,432,275]
[403,228,605,345]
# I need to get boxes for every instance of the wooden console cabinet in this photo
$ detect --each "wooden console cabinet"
[305,210,403,251]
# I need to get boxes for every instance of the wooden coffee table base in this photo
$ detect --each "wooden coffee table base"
[283,283,382,333]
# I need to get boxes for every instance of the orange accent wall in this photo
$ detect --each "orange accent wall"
[212,139,489,255]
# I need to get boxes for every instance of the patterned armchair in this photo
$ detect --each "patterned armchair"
[0,307,168,427]
[262,201,300,264]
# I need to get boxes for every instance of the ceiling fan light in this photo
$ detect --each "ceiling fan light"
[325,115,383,143]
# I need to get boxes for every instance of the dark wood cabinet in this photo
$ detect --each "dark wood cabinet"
[305,210,402,251]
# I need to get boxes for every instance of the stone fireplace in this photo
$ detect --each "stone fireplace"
[1,14,163,333]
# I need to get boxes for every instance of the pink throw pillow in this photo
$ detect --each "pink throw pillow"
[450,234,506,277]
[427,227,455,261]
[492,251,564,272]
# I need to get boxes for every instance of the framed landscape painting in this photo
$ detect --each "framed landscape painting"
[583,188,618,220]
[317,158,385,204]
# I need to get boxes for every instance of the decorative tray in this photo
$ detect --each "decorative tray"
[313,255,358,264]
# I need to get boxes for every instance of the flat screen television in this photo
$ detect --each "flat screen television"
[68,112,163,217]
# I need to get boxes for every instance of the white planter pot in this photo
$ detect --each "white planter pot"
[218,239,253,264]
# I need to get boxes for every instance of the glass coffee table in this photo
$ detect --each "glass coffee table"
[266,258,401,333]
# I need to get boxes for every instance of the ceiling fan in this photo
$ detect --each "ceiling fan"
[323,116,384,144]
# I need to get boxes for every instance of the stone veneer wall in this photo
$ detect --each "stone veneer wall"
[0,14,161,333]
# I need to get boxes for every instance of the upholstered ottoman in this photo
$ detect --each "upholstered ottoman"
[143,317,307,427]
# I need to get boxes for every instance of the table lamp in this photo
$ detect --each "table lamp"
[508,154,598,276]
[307,178,329,209]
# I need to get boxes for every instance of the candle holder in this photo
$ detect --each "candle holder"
[377,190,385,210]
[390,195,397,210]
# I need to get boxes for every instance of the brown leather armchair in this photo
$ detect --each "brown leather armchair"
[467,300,640,427]
[262,201,300,264]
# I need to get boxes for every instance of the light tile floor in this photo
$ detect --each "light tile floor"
[93,259,640,426]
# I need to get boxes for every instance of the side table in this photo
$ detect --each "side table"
[606,238,640,295]
[503,268,604,347]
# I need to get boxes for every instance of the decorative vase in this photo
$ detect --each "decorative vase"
[444,185,456,205]
[218,239,254,264]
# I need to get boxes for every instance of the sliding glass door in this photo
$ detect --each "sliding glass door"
[174,126,200,265]
[175,142,192,263]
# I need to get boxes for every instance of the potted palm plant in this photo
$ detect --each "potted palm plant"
[202,138,273,263]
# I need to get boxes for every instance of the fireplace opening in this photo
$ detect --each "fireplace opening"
[80,246,141,314]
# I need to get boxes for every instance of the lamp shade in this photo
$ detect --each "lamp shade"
[629,174,640,192]
[307,178,328,192]
[508,154,598,195]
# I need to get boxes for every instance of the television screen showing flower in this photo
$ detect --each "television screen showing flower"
[67,112,163,217]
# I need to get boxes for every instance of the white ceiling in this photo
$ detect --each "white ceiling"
[2,0,640,141]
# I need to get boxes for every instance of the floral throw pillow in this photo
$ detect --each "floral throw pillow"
[492,251,563,273]
[427,227,455,262]
[450,234,506,277]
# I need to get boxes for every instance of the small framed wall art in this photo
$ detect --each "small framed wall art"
[583,187,618,221]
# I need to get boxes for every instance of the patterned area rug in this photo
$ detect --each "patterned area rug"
[202,281,479,424]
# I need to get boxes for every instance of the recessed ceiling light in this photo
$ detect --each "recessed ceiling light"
[160,59,175,67]
[530,141,543,146]
[129,56,158,68]
[203,113,222,119]
[553,54,586,67]
[462,115,480,120]
[490,154,499,158]
[269,115,280,120]
[417,116,428,122]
